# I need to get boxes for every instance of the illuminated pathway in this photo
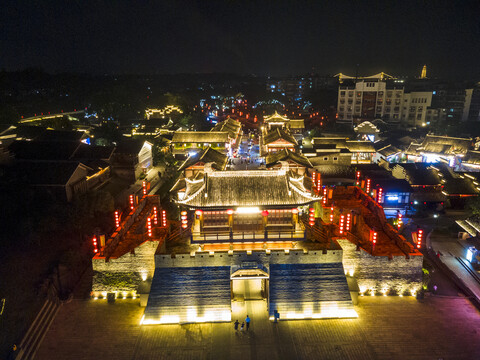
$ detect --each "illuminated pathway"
[36,296,480,359]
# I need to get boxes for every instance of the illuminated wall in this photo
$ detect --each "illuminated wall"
[337,239,423,296]
[92,240,158,294]
[155,248,343,268]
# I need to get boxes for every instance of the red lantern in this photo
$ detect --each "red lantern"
[417,229,423,249]
[161,210,167,227]
[129,194,135,211]
[92,236,98,254]
[339,214,345,234]
[147,217,152,237]
[377,188,383,203]
[115,211,120,228]
[153,207,158,225]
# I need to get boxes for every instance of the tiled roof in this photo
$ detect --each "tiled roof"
[265,149,312,168]
[263,128,297,146]
[10,161,87,185]
[393,163,441,186]
[8,140,80,161]
[211,117,242,139]
[0,125,47,140]
[178,147,228,171]
[264,111,290,122]
[35,130,86,142]
[354,121,380,133]
[177,170,318,208]
[72,143,115,160]
[312,137,347,148]
[289,119,304,129]
[405,143,421,155]
[462,150,480,165]
[311,165,354,179]
[377,145,401,157]
[345,141,375,152]
[172,131,229,143]
[417,135,472,155]
[115,139,149,155]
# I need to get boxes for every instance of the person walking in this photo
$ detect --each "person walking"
[245,315,251,330]
[274,310,280,323]
[234,320,239,331]
[240,322,245,331]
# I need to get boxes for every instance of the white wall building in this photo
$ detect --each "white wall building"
[401,91,433,127]
[337,79,404,124]
[337,78,439,128]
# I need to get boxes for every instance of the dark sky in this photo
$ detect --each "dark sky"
[1,0,480,79]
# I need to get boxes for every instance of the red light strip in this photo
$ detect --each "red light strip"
[92,236,98,253]
[339,214,345,234]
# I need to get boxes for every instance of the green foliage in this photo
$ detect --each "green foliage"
[91,122,121,145]
[43,115,73,130]
[422,267,431,290]
[466,196,480,216]
[151,137,168,166]
[97,272,140,291]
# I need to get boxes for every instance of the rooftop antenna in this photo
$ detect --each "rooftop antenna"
[355,64,359,84]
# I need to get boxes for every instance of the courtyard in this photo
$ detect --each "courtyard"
[36,296,480,360]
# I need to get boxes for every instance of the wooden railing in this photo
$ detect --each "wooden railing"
[191,229,305,243]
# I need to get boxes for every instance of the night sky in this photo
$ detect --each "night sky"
[1,0,479,79]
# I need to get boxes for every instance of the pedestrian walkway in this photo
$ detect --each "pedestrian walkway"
[35,297,480,359]
[431,238,480,306]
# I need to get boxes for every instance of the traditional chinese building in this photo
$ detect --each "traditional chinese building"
[262,128,298,154]
[141,166,363,324]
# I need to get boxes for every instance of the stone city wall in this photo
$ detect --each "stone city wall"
[92,240,159,293]
[337,239,423,295]
[155,249,343,268]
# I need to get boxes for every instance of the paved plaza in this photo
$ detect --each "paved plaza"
[36,296,480,360]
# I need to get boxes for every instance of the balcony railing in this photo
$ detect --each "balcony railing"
[191,230,306,243]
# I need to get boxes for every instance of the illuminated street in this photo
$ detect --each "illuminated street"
[36,296,480,360]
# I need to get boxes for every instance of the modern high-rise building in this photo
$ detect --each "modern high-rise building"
[463,85,480,122]
[335,71,473,128]
[336,75,404,124]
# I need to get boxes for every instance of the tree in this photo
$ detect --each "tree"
[466,196,480,216]
[91,122,121,145]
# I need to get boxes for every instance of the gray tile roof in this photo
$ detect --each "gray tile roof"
[178,170,318,208]
[178,147,228,171]
[462,150,480,165]
[417,135,472,155]
[263,128,297,146]
[265,149,312,168]
[172,131,229,144]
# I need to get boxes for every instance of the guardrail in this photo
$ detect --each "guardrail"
[191,230,305,243]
